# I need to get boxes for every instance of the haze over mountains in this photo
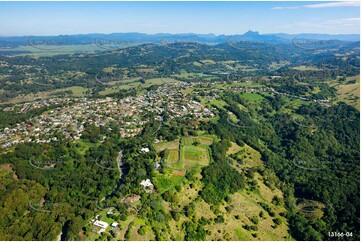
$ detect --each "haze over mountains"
[0,30,359,48]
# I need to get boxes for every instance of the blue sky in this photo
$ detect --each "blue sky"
[0,1,359,36]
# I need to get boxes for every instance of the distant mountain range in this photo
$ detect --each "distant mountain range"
[0,31,359,48]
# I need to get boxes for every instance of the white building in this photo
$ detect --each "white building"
[140,147,150,153]
[140,179,154,188]
[111,222,119,228]
[93,220,109,229]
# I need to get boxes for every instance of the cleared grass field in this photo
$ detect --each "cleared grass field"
[240,93,264,101]
[200,59,216,65]
[335,75,360,110]
[228,112,239,123]
[98,77,178,95]
[153,136,211,194]
[165,148,179,163]
[153,140,179,153]
[153,173,184,194]
[227,142,263,168]
[182,145,210,167]
[209,99,227,110]
[294,199,325,220]
[127,218,156,241]
[291,65,322,71]
[227,142,243,155]
[171,71,210,80]
[4,85,89,104]
[182,136,213,146]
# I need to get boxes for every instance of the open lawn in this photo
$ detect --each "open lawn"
[240,93,264,101]
[210,99,227,110]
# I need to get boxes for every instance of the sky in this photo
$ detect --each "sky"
[0,1,359,36]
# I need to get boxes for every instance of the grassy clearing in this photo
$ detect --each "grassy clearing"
[127,218,155,240]
[268,61,290,70]
[171,71,209,80]
[182,145,210,167]
[0,164,18,180]
[74,139,96,156]
[98,77,178,95]
[294,199,325,221]
[153,136,211,193]
[165,149,179,163]
[211,140,290,240]
[200,59,216,65]
[182,136,213,146]
[181,88,194,94]
[291,65,322,71]
[226,142,243,156]
[240,93,264,101]
[227,143,263,169]
[335,75,360,110]
[229,112,239,123]
[153,173,184,194]
[201,163,289,240]
[153,140,179,153]
[4,85,88,104]
[209,99,227,110]
[66,86,88,96]
[211,82,264,89]
[197,136,214,145]
[218,188,288,240]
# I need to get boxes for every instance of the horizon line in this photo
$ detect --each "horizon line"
[0,31,360,38]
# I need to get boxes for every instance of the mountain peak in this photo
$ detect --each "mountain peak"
[244,30,260,36]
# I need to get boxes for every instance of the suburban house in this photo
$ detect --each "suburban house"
[140,147,150,153]
[111,222,119,228]
[93,220,109,233]
[140,179,154,188]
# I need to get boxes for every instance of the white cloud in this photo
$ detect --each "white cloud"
[303,1,360,9]
[272,1,360,10]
